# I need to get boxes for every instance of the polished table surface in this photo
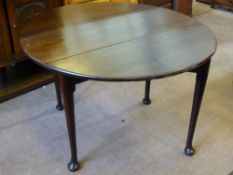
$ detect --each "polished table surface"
[20,3,216,172]
[21,3,216,81]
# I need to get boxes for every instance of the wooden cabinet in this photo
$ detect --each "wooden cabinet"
[0,0,63,67]
[0,0,63,102]
[0,1,14,68]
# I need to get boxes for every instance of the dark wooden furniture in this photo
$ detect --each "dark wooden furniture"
[211,0,233,10]
[49,0,192,111]
[140,0,172,9]
[0,0,63,102]
[5,0,63,60]
[141,0,192,15]
[0,1,14,68]
[198,0,233,10]
[197,0,213,5]
[0,0,193,103]
[175,0,193,15]
[21,3,216,172]
[0,0,62,63]
[0,0,192,68]
[0,61,53,102]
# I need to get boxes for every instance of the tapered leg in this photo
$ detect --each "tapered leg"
[59,74,79,172]
[171,0,178,11]
[54,73,63,111]
[142,80,151,105]
[184,60,211,156]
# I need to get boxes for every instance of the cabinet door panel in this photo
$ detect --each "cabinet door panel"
[0,1,14,68]
[5,0,63,60]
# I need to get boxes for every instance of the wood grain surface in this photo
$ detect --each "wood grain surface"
[21,3,216,81]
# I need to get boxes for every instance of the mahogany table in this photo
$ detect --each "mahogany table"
[20,3,216,172]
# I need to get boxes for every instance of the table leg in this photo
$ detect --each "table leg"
[171,0,178,10]
[54,73,63,111]
[142,80,151,105]
[184,59,211,156]
[59,74,79,172]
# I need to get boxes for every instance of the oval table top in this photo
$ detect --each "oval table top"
[20,3,216,81]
